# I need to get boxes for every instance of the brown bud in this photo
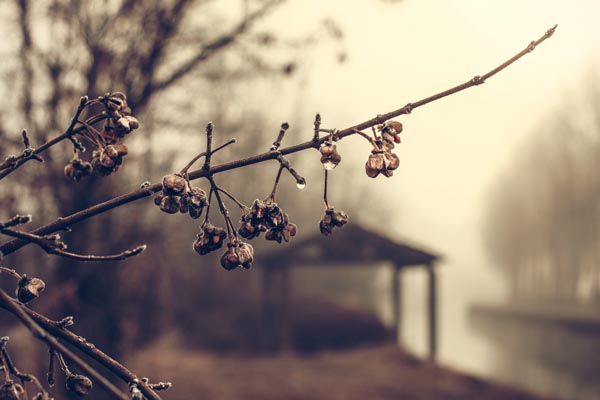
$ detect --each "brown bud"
[319,142,341,170]
[66,374,93,397]
[193,223,226,255]
[331,210,349,227]
[124,115,140,130]
[319,208,348,236]
[220,242,254,270]
[382,120,403,137]
[16,275,45,304]
[0,381,20,400]
[105,145,119,158]
[162,174,188,196]
[154,192,164,206]
[159,196,180,214]
[186,187,208,219]
[178,197,190,214]
[64,159,93,182]
[111,144,129,156]
[319,219,334,236]
[385,152,400,171]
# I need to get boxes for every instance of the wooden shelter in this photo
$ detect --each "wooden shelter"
[259,223,442,360]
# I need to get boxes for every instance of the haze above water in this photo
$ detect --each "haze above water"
[255,0,600,375]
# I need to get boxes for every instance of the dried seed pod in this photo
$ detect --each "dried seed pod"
[186,187,208,219]
[319,208,348,236]
[16,275,45,304]
[159,196,180,214]
[365,152,384,178]
[178,197,190,214]
[319,218,334,236]
[64,159,93,182]
[124,115,140,130]
[0,381,20,400]
[220,242,254,270]
[365,150,399,178]
[162,174,188,196]
[385,152,400,171]
[381,120,403,140]
[319,142,341,170]
[65,374,93,397]
[193,223,227,255]
[153,192,165,206]
[331,209,349,227]
[238,221,261,239]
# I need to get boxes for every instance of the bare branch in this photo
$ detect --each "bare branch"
[0,291,162,400]
[0,289,131,400]
[0,97,89,180]
[0,25,557,257]
[0,227,146,262]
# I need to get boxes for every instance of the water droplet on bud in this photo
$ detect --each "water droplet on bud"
[322,161,337,170]
[296,182,306,190]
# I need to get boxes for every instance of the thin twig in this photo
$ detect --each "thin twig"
[352,129,380,150]
[216,187,247,210]
[203,122,214,171]
[0,297,162,400]
[180,138,236,175]
[323,170,330,209]
[270,122,289,151]
[0,266,22,279]
[0,25,557,257]
[207,175,236,240]
[0,97,89,180]
[313,113,321,143]
[0,340,48,398]
[0,227,146,262]
[0,289,131,400]
[268,164,285,201]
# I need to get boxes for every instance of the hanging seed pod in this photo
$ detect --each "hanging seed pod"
[154,192,165,206]
[64,159,93,182]
[162,174,188,196]
[381,120,403,141]
[159,196,180,214]
[65,374,93,397]
[186,187,208,219]
[365,151,385,178]
[16,275,45,304]
[319,208,349,236]
[0,381,20,400]
[385,152,400,171]
[220,242,254,270]
[238,221,261,239]
[319,142,342,170]
[178,197,190,214]
[193,223,227,255]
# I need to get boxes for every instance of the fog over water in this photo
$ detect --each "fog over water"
[252,0,600,378]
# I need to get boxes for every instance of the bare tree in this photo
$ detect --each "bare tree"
[484,77,600,304]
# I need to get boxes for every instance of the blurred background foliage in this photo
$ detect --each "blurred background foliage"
[484,79,600,305]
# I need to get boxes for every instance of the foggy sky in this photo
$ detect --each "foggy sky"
[257,0,600,374]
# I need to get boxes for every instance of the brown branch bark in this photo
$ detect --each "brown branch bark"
[0,25,557,257]
[0,289,131,400]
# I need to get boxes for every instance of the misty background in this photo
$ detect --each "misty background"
[0,0,599,399]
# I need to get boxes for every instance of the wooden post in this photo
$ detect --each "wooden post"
[261,266,276,352]
[279,265,293,352]
[391,263,402,346]
[426,262,437,361]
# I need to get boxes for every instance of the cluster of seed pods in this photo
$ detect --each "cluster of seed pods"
[63,93,140,181]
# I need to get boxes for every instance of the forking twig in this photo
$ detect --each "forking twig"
[0,25,557,257]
